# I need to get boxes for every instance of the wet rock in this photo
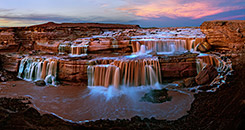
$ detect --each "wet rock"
[34,80,46,86]
[23,107,41,118]
[1,76,7,82]
[196,42,212,52]
[183,77,196,87]
[140,89,172,103]
[195,65,218,85]
[173,80,185,88]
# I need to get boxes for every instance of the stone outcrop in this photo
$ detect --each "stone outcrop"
[195,65,218,85]
[0,54,21,81]
[58,59,89,82]
[200,20,245,50]
[0,54,21,72]
[159,53,198,78]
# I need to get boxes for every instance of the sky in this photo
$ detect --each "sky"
[0,0,244,27]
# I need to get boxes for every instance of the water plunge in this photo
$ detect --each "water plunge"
[132,39,187,54]
[88,57,162,88]
[17,57,58,85]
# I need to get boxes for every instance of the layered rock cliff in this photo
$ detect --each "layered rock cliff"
[200,20,245,50]
[0,22,140,52]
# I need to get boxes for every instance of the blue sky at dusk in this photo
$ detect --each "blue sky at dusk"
[0,0,244,27]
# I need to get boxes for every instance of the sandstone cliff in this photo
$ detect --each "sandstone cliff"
[0,22,140,52]
[200,20,245,50]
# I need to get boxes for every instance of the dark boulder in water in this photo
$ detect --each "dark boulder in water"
[34,80,46,86]
[140,88,172,103]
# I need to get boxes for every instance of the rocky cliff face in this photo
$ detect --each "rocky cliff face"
[58,59,89,82]
[200,20,245,50]
[0,22,140,53]
[159,53,197,78]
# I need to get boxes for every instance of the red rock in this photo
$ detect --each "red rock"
[200,20,245,51]
[58,60,89,82]
[195,65,218,85]
[183,77,196,87]
[161,62,197,78]
[0,54,21,72]
[196,42,212,52]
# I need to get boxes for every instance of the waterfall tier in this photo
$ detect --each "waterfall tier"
[88,57,162,88]
[17,57,58,85]
[132,39,187,54]
[71,45,88,55]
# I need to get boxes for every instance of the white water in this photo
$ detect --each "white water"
[17,57,58,85]
[87,57,162,88]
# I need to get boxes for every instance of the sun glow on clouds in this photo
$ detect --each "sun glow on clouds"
[0,0,244,27]
[119,0,244,19]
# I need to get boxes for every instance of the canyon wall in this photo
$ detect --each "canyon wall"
[0,22,140,53]
[159,53,197,78]
[200,20,245,50]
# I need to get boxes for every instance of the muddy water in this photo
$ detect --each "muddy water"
[0,81,194,123]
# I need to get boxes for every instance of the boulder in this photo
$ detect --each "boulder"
[196,42,212,52]
[140,89,172,103]
[183,77,196,87]
[34,80,46,86]
[173,80,185,88]
[195,65,218,85]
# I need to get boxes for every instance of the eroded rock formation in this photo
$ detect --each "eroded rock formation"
[0,22,140,53]
[200,20,245,50]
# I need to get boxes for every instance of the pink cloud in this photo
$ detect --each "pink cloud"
[118,0,244,19]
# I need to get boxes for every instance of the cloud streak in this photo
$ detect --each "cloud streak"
[119,0,244,19]
[0,0,244,27]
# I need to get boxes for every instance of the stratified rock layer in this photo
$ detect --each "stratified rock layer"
[0,22,140,52]
[200,20,245,50]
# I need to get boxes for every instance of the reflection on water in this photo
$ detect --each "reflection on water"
[0,81,194,123]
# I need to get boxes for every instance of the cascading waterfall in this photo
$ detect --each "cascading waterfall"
[71,41,89,55]
[58,42,71,54]
[17,57,58,85]
[87,57,162,88]
[132,39,187,54]
[71,45,88,55]
[196,54,229,73]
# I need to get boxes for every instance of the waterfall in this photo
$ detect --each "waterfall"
[17,57,58,85]
[140,45,146,53]
[71,40,89,55]
[58,42,71,54]
[132,39,187,54]
[71,45,88,55]
[87,57,162,88]
[196,54,226,74]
